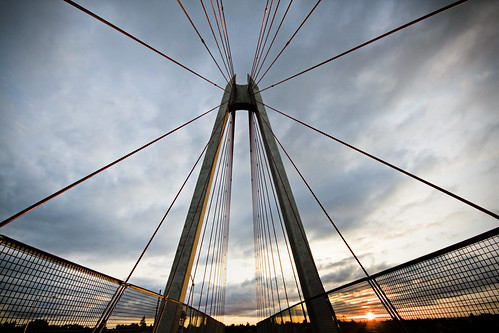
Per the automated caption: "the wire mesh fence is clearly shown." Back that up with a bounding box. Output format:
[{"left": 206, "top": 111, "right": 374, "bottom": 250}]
[
  {"left": 257, "top": 227, "right": 499, "bottom": 333},
  {"left": 2, "top": 227, "right": 499, "bottom": 333},
  {"left": 0, "top": 235, "right": 223, "bottom": 333}
]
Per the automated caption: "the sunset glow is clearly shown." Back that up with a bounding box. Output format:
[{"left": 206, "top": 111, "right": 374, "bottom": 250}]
[{"left": 365, "top": 312, "right": 376, "bottom": 321}]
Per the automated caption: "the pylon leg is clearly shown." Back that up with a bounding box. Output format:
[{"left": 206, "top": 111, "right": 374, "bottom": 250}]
[
  {"left": 155, "top": 78, "right": 234, "bottom": 333},
  {"left": 155, "top": 75, "right": 339, "bottom": 332},
  {"left": 248, "top": 75, "right": 339, "bottom": 333}
]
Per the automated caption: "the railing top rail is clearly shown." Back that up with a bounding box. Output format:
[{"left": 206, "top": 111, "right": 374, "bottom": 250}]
[
  {"left": 324, "top": 226, "right": 499, "bottom": 295},
  {"left": 0, "top": 234, "right": 161, "bottom": 297},
  {"left": 258, "top": 226, "right": 499, "bottom": 323},
  {"left": 368, "top": 226, "right": 498, "bottom": 279}
]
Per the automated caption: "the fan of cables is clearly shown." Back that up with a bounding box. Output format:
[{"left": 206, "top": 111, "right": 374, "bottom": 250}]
[{"left": 249, "top": 111, "right": 305, "bottom": 322}]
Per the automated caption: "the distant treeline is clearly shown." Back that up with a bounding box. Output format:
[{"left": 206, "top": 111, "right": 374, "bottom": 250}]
[
  {"left": 1, "top": 314, "right": 497, "bottom": 332},
  {"left": 338, "top": 314, "right": 498, "bottom": 333},
  {"left": 0, "top": 319, "right": 152, "bottom": 333},
  {"left": 225, "top": 323, "right": 256, "bottom": 333}
]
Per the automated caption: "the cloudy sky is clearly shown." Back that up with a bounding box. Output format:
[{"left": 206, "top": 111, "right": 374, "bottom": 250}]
[{"left": 1, "top": 0, "right": 498, "bottom": 325}]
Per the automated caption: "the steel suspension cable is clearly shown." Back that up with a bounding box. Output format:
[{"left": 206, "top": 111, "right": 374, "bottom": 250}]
[
  {"left": 186, "top": 278, "right": 197, "bottom": 331},
  {"left": 250, "top": 114, "right": 272, "bottom": 318},
  {"left": 256, "top": 0, "right": 322, "bottom": 85},
  {"left": 255, "top": 124, "right": 318, "bottom": 264},
  {"left": 249, "top": 117, "right": 264, "bottom": 319},
  {"left": 216, "top": 112, "right": 233, "bottom": 319},
  {"left": 177, "top": 0, "right": 229, "bottom": 82},
  {"left": 187, "top": 124, "right": 233, "bottom": 309},
  {"left": 255, "top": 143, "right": 281, "bottom": 316},
  {"left": 253, "top": 137, "right": 273, "bottom": 317},
  {"left": 200, "top": 0, "right": 232, "bottom": 79},
  {"left": 251, "top": 0, "right": 278, "bottom": 79},
  {"left": 188, "top": 132, "right": 224, "bottom": 311},
  {"left": 263, "top": 102, "right": 499, "bottom": 221},
  {"left": 210, "top": 0, "right": 233, "bottom": 78},
  {"left": 206, "top": 123, "right": 232, "bottom": 318},
  {"left": 200, "top": 143, "right": 226, "bottom": 312},
  {"left": 218, "top": 1, "right": 235, "bottom": 77},
  {"left": 259, "top": 0, "right": 471, "bottom": 92},
  {"left": 252, "top": 106, "right": 346, "bottom": 329},
  {"left": 252, "top": 112, "right": 303, "bottom": 318},
  {"left": 203, "top": 157, "right": 225, "bottom": 316},
  {"left": 0, "top": 104, "right": 222, "bottom": 228},
  {"left": 186, "top": 209, "right": 208, "bottom": 312},
  {"left": 211, "top": 171, "right": 230, "bottom": 319},
  {"left": 62, "top": 0, "right": 225, "bottom": 91},
  {"left": 256, "top": 0, "right": 281, "bottom": 70},
  {"left": 201, "top": 110, "right": 232, "bottom": 319},
  {"left": 258, "top": 170, "right": 278, "bottom": 317},
  {"left": 259, "top": 153, "right": 289, "bottom": 314},
  {"left": 160, "top": 110, "right": 230, "bottom": 304},
  {"left": 253, "top": 116, "right": 292, "bottom": 315},
  {"left": 251, "top": 0, "right": 271, "bottom": 78},
  {"left": 258, "top": 112, "right": 407, "bottom": 330},
  {"left": 252, "top": 113, "right": 297, "bottom": 312},
  {"left": 196, "top": 113, "right": 232, "bottom": 313},
  {"left": 187, "top": 181, "right": 212, "bottom": 305},
  {"left": 93, "top": 109, "right": 220, "bottom": 332},
  {"left": 153, "top": 112, "right": 231, "bottom": 333},
  {"left": 253, "top": 0, "right": 293, "bottom": 81},
  {"left": 207, "top": 145, "right": 227, "bottom": 317},
  {"left": 218, "top": 112, "right": 234, "bottom": 319},
  {"left": 254, "top": 112, "right": 304, "bottom": 308},
  {"left": 252, "top": 111, "right": 318, "bottom": 317}
]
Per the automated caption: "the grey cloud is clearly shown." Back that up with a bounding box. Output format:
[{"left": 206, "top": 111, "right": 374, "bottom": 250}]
[{"left": 1, "top": 0, "right": 498, "bottom": 324}]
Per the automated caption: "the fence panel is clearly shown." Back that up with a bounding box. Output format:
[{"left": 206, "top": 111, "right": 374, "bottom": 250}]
[
  {"left": 0, "top": 235, "right": 223, "bottom": 333},
  {"left": 258, "top": 227, "right": 499, "bottom": 333}
]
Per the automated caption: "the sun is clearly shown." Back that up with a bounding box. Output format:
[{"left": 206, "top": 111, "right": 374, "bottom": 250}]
[{"left": 365, "top": 312, "right": 376, "bottom": 321}]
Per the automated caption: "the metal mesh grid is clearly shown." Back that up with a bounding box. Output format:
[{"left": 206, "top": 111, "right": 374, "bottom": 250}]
[
  {"left": 2, "top": 225, "right": 498, "bottom": 333},
  {"left": 0, "top": 236, "right": 160, "bottom": 331},
  {"left": 374, "top": 229, "right": 499, "bottom": 319},
  {"left": 0, "top": 235, "right": 227, "bottom": 332},
  {"left": 328, "top": 280, "right": 391, "bottom": 322},
  {"left": 0, "top": 235, "right": 119, "bottom": 329},
  {"left": 258, "top": 227, "right": 499, "bottom": 332},
  {"left": 288, "top": 303, "right": 308, "bottom": 324},
  {"left": 179, "top": 300, "right": 225, "bottom": 333},
  {"left": 107, "top": 285, "right": 163, "bottom": 329}
]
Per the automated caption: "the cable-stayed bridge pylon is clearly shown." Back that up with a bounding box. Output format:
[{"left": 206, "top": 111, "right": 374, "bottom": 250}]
[{"left": 155, "top": 75, "right": 339, "bottom": 333}]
